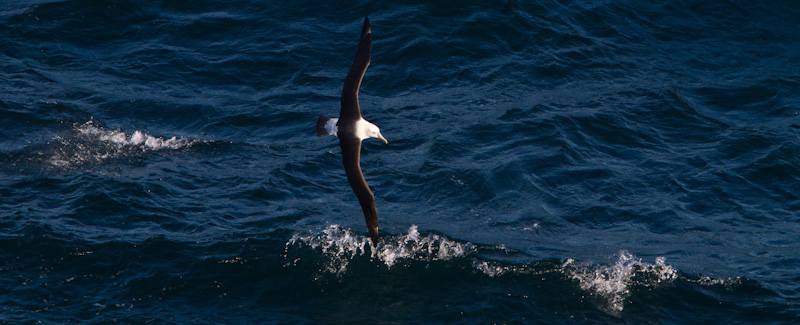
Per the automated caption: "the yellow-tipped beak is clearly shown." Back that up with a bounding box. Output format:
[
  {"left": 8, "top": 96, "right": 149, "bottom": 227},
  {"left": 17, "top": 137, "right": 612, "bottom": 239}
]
[{"left": 377, "top": 133, "right": 388, "bottom": 144}]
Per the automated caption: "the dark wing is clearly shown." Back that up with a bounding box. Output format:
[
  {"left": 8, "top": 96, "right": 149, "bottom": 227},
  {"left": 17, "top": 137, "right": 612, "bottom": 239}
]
[
  {"left": 340, "top": 17, "right": 372, "bottom": 120},
  {"left": 339, "top": 136, "right": 379, "bottom": 246}
]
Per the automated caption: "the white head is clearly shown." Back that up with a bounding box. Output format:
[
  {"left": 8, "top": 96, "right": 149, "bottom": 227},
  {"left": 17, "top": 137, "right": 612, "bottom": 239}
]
[{"left": 355, "top": 119, "right": 388, "bottom": 144}]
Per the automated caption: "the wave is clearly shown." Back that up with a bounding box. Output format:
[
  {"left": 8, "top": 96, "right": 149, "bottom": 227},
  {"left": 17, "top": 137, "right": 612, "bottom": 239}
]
[
  {"left": 47, "top": 120, "right": 205, "bottom": 169},
  {"left": 286, "top": 225, "right": 743, "bottom": 313},
  {"left": 561, "top": 252, "right": 678, "bottom": 312},
  {"left": 75, "top": 120, "right": 194, "bottom": 150},
  {"left": 287, "top": 225, "right": 472, "bottom": 274}
]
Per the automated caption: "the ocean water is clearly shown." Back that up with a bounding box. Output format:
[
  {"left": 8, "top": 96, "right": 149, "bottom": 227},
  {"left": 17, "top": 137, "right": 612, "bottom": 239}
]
[{"left": 1, "top": 0, "right": 799, "bottom": 323}]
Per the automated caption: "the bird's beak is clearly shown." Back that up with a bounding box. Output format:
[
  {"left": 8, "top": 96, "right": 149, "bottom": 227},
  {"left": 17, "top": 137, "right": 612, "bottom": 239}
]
[{"left": 377, "top": 133, "right": 388, "bottom": 144}]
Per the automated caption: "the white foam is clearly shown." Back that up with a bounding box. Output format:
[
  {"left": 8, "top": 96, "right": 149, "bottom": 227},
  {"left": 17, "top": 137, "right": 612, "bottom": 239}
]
[
  {"left": 48, "top": 121, "right": 201, "bottom": 168},
  {"left": 75, "top": 121, "right": 193, "bottom": 150},
  {"left": 376, "top": 225, "right": 472, "bottom": 267},
  {"left": 287, "top": 228, "right": 742, "bottom": 313},
  {"left": 473, "top": 260, "right": 514, "bottom": 277},
  {"left": 562, "top": 250, "right": 678, "bottom": 312},
  {"left": 287, "top": 224, "right": 473, "bottom": 275}
]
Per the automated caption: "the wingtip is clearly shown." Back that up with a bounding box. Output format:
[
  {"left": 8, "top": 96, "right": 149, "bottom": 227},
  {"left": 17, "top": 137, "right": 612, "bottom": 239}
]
[
  {"left": 362, "top": 16, "right": 370, "bottom": 34},
  {"left": 368, "top": 226, "right": 379, "bottom": 247}
]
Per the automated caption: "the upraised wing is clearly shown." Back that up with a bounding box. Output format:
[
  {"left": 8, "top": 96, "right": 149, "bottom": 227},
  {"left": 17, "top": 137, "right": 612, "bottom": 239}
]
[{"left": 340, "top": 17, "right": 372, "bottom": 121}]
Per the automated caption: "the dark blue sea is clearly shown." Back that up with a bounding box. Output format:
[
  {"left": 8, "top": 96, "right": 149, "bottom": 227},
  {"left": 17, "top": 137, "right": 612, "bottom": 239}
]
[{"left": 1, "top": 0, "right": 799, "bottom": 323}]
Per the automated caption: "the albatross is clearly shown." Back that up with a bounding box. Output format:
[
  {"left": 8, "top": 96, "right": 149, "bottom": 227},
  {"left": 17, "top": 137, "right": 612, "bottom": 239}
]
[{"left": 316, "top": 17, "right": 387, "bottom": 246}]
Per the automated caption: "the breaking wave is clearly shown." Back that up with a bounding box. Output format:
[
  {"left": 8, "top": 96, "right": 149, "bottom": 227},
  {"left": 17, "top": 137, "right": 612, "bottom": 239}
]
[
  {"left": 286, "top": 225, "right": 742, "bottom": 313},
  {"left": 287, "top": 225, "right": 473, "bottom": 274},
  {"left": 561, "top": 251, "right": 679, "bottom": 312},
  {"left": 48, "top": 120, "right": 204, "bottom": 168}
]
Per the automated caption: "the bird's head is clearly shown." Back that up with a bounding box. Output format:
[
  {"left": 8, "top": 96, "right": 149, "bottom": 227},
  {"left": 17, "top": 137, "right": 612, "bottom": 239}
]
[
  {"left": 357, "top": 119, "right": 388, "bottom": 144},
  {"left": 367, "top": 123, "right": 387, "bottom": 144}
]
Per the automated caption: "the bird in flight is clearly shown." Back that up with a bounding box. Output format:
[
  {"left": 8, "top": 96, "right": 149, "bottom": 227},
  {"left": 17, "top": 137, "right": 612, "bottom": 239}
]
[{"left": 316, "top": 17, "right": 387, "bottom": 247}]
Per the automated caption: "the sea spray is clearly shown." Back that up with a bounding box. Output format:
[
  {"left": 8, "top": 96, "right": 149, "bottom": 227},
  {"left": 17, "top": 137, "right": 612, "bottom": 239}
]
[
  {"left": 286, "top": 225, "right": 473, "bottom": 275},
  {"left": 49, "top": 121, "right": 203, "bottom": 168},
  {"left": 562, "top": 250, "right": 679, "bottom": 312},
  {"left": 287, "top": 228, "right": 744, "bottom": 314}
]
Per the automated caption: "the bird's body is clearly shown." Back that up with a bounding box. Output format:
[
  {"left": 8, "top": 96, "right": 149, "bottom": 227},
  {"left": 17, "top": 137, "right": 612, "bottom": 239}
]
[{"left": 316, "top": 17, "right": 386, "bottom": 246}]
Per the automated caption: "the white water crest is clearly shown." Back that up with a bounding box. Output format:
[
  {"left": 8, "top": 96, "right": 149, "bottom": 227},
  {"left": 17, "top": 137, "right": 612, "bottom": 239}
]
[
  {"left": 74, "top": 120, "right": 197, "bottom": 150},
  {"left": 286, "top": 225, "right": 474, "bottom": 275},
  {"left": 562, "top": 250, "right": 679, "bottom": 312},
  {"left": 48, "top": 120, "right": 202, "bottom": 167},
  {"left": 287, "top": 228, "right": 744, "bottom": 314}
]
